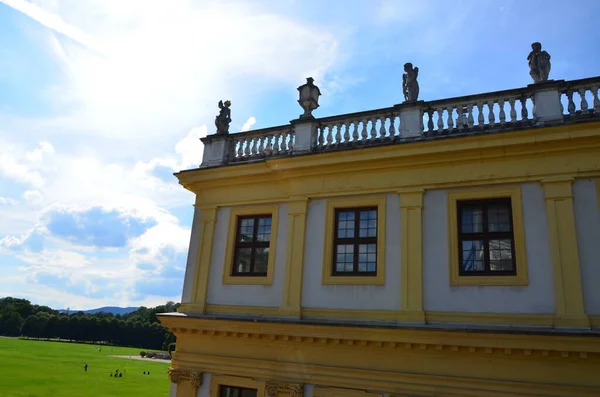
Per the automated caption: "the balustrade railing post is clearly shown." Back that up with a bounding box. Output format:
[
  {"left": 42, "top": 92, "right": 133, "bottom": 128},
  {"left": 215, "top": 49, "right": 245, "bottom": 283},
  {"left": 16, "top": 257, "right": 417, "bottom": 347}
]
[
  {"left": 396, "top": 100, "right": 425, "bottom": 138},
  {"left": 200, "top": 135, "right": 231, "bottom": 168},
  {"left": 291, "top": 118, "right": 316, "bottom": 153},
  {"left": 530, "top": 80, "right": 565, "bottom": 124}
]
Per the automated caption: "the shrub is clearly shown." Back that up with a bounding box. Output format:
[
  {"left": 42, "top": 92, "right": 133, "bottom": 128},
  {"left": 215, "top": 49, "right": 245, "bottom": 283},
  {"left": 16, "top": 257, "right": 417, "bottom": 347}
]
[
  {"left": 140, "top": 351, "right": 146, "bottom": 357},
  {"left": 168, "top": 342, "right": 176, "bottom": 354}
]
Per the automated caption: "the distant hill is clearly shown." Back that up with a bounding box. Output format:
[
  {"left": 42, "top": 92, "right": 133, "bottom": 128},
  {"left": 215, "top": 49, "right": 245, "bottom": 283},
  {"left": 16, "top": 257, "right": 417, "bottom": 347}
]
[{"left": 58, "top": 306, "right": 138, "bottom": 315}]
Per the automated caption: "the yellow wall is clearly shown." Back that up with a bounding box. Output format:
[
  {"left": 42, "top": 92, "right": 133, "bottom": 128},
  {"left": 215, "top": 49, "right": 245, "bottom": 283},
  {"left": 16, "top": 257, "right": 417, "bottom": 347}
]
[
  {"left": 165, "top": 122, "right": 600, "bottom": 397},
  {"left": 177, "top": 121, "right": 600, "bottom": 327}
]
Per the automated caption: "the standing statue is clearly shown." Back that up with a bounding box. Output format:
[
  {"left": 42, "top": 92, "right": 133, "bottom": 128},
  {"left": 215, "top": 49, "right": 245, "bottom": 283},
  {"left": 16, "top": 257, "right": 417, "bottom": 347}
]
[
  {"left": 527, "top": 42, "right": 551, "bottom": 83},
  {"left": 402, "top": 63, "right": 419, "bottom": 102},
  {"left": 215, "top": 100, "right": 232, "bottom": 134}
]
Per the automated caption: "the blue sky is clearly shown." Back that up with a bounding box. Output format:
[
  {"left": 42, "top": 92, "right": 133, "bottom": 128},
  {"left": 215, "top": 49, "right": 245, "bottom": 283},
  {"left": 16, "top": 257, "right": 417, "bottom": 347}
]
[{"left": 1, "top": 0, "right": 599, "bottom": 310}]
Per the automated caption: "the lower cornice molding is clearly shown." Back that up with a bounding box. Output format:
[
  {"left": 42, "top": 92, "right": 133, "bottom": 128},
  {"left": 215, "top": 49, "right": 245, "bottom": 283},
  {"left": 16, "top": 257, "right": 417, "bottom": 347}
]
[
  {"left": 160, "top": 314, "right": 600, "bottom": 360},
  {"left": 553, "top": 314, "right": 592, "bottom": 328},
  {"left": 177, "top": 303, "right": 600, "bottom": 329},
  {"left": 172, "top": 352, "right": 600, "bottom": 397}
]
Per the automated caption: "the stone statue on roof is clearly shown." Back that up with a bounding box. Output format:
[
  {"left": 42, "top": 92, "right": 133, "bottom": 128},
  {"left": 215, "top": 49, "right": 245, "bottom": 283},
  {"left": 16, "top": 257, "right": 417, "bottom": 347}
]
[
  {"left": 402, "top": 63, "right": 419, "bottom": 102},
  {"left": 527, "top": 42, "right": 551, "bottom": 83},
  {"left": 215, "top": 100, "right": 232, "bottom": 135}
]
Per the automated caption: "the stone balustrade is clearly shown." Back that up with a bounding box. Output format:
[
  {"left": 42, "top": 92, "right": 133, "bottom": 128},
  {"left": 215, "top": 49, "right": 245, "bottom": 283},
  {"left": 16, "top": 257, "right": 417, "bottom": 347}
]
[
  {"left": 199, "top": 77, "right": 600, "bottom": 168},
  {"left": 560, "top": 77, "right": 600, "bottom": 117},
  {"left": 228, "top": 125, "right": 295, "bottom": 162},
  {"left": 315, "top": 107, "right": 397, "bottom": 148},
  {"left": 423, "top": 88, "right": 535, "bottom": 135}
]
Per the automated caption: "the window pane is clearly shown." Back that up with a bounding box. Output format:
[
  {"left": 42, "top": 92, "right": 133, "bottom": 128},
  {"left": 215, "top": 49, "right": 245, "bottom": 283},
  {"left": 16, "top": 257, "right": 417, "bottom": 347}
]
[
  {"left": 461, "top": 240, "right": 485, "bottom": 271},
  {"left": 337, "top": 211, "right": 355, "bottom": 238},
  {"left": 234, "top": 248, "right": 252, "bottom": 273},
  {"left": 335, "top": 244, "right": 354, "bottom": 272},
  {"left": 358, "top": 210, "right": 377, "bottom": 238},
  {"left": 358, "top": 244, "right": 376, "bottom": 272},
  {"left": 241, "top": 390, "right": 258, "bottom": 397},
  {"left": 253, "top": 247, "right": 269, "bottom": 274},
  {"left": 461, "top": 205, "right": 483, "bottom": 233},
  {"left": 238, "top": 218, "right": 255, "bottom": 242},
  {"left": 489, "top": 239, "right": 514, "bottom": 271},
  {"left": 256, "top": 217, "right": 272, "bottom": 242},
  {"left": 219, "top": 386, "right": 258, "bottom": 397},
  {"left": 488, "top": 204, "right": 511, "bottom": 232}
]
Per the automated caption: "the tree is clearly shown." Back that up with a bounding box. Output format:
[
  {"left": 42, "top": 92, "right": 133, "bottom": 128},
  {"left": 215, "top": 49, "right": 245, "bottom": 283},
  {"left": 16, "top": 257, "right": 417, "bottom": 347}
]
[
  {"left": 56, "top": 315, "right": 70, "bottom": 340},
  {"left": 21, "top": 315, "right": 43, "bottom": 338},
  {"left": 0, "top": 311, "right": 24, "bottom": 336},
  {"left": 45, "top": 315, "right": 59, "bottom": 339},
  {"left": 32, "top": 305, "right": 58, "bottom": 316},
  {"left": 0, "top": 296, "right": 177, "bottom": 350},
  {"left": 0, "top": 297, "right": 33, "bottom": 320}
]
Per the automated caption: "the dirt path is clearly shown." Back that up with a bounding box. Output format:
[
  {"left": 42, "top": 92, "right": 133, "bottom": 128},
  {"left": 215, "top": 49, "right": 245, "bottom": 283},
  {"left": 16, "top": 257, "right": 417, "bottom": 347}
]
[{"left": 109, "top": 355, "right": 171, "bottom": 364}]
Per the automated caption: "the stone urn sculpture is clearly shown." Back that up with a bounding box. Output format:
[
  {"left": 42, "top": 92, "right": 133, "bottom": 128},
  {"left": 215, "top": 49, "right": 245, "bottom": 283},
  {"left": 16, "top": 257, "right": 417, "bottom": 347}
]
[{"left": 297, "top": 77, "right": 321, "bottom": 119}]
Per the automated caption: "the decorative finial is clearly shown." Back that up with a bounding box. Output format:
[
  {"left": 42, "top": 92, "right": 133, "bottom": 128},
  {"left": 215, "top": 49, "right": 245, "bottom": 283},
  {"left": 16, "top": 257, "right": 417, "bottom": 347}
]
[
  {"left": 527, "top": 42, "right": 551, "bottom": 83},
  {"left": 297, "top": 77, "right": 321, "bottom": 119},
  {"left": 215, "top": 100, "right": 231, "bottom": 135},
  {"left": 402, "top": 63, "right": 419, "bottom": 102}
]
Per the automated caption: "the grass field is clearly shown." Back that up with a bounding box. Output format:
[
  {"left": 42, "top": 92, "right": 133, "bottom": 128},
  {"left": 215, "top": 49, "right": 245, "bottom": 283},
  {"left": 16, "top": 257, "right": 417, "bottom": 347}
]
[{"left": 0, "top": 337, "right": 171, "bottom": 397}]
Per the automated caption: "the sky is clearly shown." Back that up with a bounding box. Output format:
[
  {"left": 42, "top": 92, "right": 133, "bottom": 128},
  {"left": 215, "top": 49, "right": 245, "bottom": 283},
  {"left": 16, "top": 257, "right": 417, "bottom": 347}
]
[{"left": 1, "top": 0, "right": 599, "bottom": 310}]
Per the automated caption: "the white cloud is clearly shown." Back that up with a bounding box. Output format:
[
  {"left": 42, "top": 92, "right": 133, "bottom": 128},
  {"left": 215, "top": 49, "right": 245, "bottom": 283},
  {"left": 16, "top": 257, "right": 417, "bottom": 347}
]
[
  {"left": 174, "top": 126, "right": 207, "bottom": 169},
  {"left": 0, "top": 141, "right": 51, "bottom": 187},
  {"left": 23, "top": 190, "right": 44, "bottom": 204},
  {"left": 1, "top": 200, "right": 191, "bottom": 308},
  {"left": 26, "top": 141, "right": 54, "bottom": 163},
  {"left": 24, "top": 0, "right": 339, "bottom": 146},
  {"left": 0, "top": 0, "right": 340, "bottom": 308},
  {"left": 0, "top": 0, "right": 104, "bottom": 54},
  {"left": 241, "top": 117, "right": 257, "bottom": 132},
  {"left": 0, "top": 197, "right": 19, "bottom": 205}
]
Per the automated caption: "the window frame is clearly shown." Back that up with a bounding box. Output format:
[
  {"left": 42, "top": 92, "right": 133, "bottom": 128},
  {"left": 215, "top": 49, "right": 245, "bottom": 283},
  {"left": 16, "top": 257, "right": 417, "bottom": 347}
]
[
  {"left": 322, "top": 196, "right": 386, "bottom": 285},
  {"left": 457, "top": 198, "right": 517, "bottom": 276},
  {"left": 223, "top": 205, "right": 279, "bottom": 285},
  {"left": 332, "top": 207, "right": 379, "bottom": 276},
  {"left": 231, "top": 214, "right": 273, "bottom": 277},
  {"left": 447, "top": 186, "right": 528, "bottom": 286},
  {"left": 218, "top": 385, "right": 258, "bottom": 397},
  {"left": 210, "top": 375, "right": 265, "bottom": 397}
]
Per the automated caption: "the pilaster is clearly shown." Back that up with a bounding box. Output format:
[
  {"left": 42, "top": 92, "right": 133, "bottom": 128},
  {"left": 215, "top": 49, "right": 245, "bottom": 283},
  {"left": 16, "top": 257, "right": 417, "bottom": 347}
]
[
  {"left": 168, "top": 368, "right": 203, "bottom": 397},
  {"left": 191, "top": 206, "right": 218, "bottom": 314},
  {"left": 266, "top": 382, "right": 304, "bottom": 397},
  {"left": 398, "top": 189, "right": 425, "bottom": 322},
  {"left": 542, "top": 178, "right": 589, "bottom": 328},
  {"left": 280, "top": 199, "right": 310, "bottom": 317}
]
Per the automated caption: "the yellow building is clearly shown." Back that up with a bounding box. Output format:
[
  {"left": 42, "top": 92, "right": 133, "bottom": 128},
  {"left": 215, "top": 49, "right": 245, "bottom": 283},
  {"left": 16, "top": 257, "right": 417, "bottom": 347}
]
[{"left": 159, "top": 75, "right": 600, "bottom": 397}]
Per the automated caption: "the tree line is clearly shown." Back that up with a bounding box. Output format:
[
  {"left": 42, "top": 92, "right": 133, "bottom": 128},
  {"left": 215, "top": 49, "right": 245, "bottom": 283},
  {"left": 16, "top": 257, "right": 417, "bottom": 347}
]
[{"left": 0, "top": 297, "right": 177, "bottom": 351}]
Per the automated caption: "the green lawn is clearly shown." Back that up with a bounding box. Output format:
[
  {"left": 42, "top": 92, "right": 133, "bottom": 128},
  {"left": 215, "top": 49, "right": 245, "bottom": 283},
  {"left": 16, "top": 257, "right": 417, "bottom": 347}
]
[{"left": 0, "top": 338, "right": 171, "bottom": 397}]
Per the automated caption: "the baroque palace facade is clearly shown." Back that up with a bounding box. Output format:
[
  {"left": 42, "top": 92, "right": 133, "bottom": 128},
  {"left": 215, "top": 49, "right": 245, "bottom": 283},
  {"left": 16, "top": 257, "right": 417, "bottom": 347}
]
[{"left": 159, "top": 52, "right": 600, "bottom": 396}]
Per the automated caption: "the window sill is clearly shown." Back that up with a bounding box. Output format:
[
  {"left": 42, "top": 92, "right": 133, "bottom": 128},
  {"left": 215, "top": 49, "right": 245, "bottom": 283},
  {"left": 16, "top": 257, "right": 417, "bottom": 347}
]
[
  {"left": 222, "top": 274, "right": 273, "bottom": 285},
  {"left": 449, "top": 273, "right": 528, "bottom": 286},
  {"left": 322, "top": 274, "right": 385, "bottom": 286}
]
